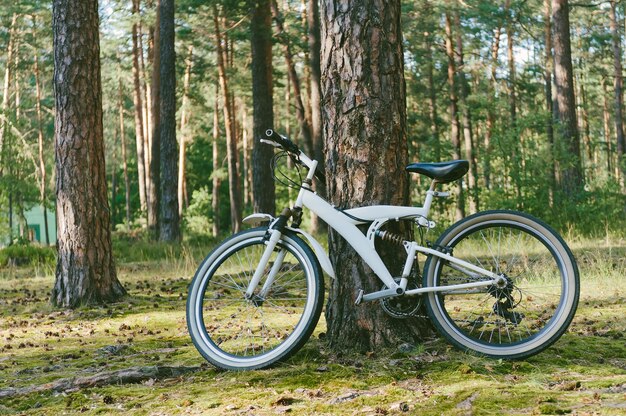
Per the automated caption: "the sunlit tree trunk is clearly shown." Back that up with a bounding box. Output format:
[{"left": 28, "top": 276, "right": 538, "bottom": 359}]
[
  {"left": 214, "top": 5, "right": 242, "bottom": 233},
  {"left": 544, "top": 0, "right": 556, "bottom": 206},
  {"left": 603, "top": 79, "right": 613, "bottom": 177},
  {"left": 212, "top": 84, "right": 221, "bottom": 237},
  {"left": 0, "top": 13, "right": 18, "bottom": 172},
  {"left": 132, "top": 0, "right": 148, "bottom": 215},
  {"left": 118, "top": 72, "right": 131, "bottom": 229},
  {"left": 33, "top": 34, "right": 50, "bottom": 245},
  {"left": 178, "top": 45, "right": 193, "bottom": 217},
  {"left": 485, "top": 24, "right": 501, "bottom": 190},
  {"left": 610, "top": 0, "right": 626, "bottom": 188},
  {"left": 453, "top": 7, "right": 478, "bottom": 213},
  {"left": 51, "top": 0, "right": 125, "bottom": 307},
  {"left": 321, "top": 0, "right": 430, "bottom": 352},
  {"left": 444, "top": 11, "right": 464, "bottom": 221},
  {"left": 271, "top": 0, "right": 313, "bottom": 155}
]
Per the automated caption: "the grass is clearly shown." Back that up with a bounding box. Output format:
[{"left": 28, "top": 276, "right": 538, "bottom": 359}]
[{"left": 0, "top": 237, "right": 625, "bottom": 415}]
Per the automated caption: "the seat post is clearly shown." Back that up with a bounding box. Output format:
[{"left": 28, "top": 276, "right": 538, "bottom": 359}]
[{"left": 422, "top": 180, "right": 438, "bottom": 216}]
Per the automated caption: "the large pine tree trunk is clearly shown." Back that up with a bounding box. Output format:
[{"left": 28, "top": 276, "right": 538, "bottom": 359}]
[
  {"left": 251, "top": 0, "right": 276, "bottom": 216},
  {"left": 51, "top": 0, "right": 126, "bottom": 307},
  {"left": 552, "top": 0, "right": 583, "bottom": 197},
  {"left": 321, "top": 0, "right": 429, "bottom": 352},
  {"left": 158, "top": 0, "right": 180, "bottom": 242}
]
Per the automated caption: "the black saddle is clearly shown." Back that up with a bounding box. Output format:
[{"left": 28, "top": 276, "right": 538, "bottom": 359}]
[{"left": 406, "top": 160, "right": 469, "bottom": 183}]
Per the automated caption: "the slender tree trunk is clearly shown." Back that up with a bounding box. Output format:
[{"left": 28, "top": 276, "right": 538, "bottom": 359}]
[
  {"left": 251, "top": 0, "right": 276, "bottom": 216},
  {"left": 158, "top": 0, "right": 180, "bottom": 242},
  {"left": 321, "top": 0, "right": 430, "bottom": 352},
  {"left": 552, "top": 0, "right": 583, "bottom": 197},
  {"left": 212, "top": 84, "right": 221, "bottom": 237},
  {"left": 610, "top": 0, "right": 626, "bottom": 188},
  {"left": 453, "top": 8, "right": 478, "bottom": 213},
  {"left": 214, "top": 6, "right": 242, "bottom": 233},
  {"left": 307, "top": 0, "right": 324, "bottom": 233},
  {"left": 148, "top": 0, "right": 161, "bottom": 236},
  {"left": 178, "top": 45, "right": 193, "bottom": 217},
  {"left": 485, "top": 24, "right": 501, "bottom": 190},
  {"left": 132, "top": 0, "right": 148, "bottom": 215},
  {"left": 33, "top": 27, "right": 50, "bottom": 246},
  {"left": 444, "top": 12, "right": 464, "bottom": 221},
  {"left": 424, "top": 7, "right": 440, "bottom": 162},
  {"left": 241, "top": 105, "right": 251, "bottom": 206},
  {"left": 118, "top": 73, "right": 132, "bottom": 229},
  {"left": 51, "top": 0, "right": 125, "bottom": 307},
  {"left": 544, "top": 0, "right": 556, "bottom": 206},
  {"left": 603, "top": 79, "right": 613, "bottom": 177},
  {"left": 0, "top": 13, "right": 18, "bottom": 171},
  {"left": 270, "top": 0, "right": 313, "bottom": 155}
]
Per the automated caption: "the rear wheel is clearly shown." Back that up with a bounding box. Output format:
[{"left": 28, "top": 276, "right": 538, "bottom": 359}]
[
  {"left": 186, "top": 227, "right": 324, "bottom": 370},
  {"left": 424, "top": 211, "right": 579, "bottom": 359}
]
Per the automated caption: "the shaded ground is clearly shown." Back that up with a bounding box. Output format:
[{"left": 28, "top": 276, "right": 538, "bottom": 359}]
[{"left": 0, "top": 240, "right": 625, "bottom": 415}]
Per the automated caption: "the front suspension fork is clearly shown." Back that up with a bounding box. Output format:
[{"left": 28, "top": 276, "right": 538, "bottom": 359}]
[{"left": 244, "top": 208, "right": 292, "bottom": 300}]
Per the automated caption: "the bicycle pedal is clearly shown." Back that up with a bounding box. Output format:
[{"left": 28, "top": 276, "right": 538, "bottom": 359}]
[{"left": 355, "top": 290, "right": 364, "bottom": 305}]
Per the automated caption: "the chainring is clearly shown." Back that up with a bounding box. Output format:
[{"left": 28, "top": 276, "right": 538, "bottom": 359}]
[{"left": 380, "top": 278, "right": 423, "bottom": 319}]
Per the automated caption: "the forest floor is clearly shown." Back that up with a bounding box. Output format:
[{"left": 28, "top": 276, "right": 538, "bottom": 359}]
[{"left": 0, "top": 237, "right": 625, "bottom": 415}]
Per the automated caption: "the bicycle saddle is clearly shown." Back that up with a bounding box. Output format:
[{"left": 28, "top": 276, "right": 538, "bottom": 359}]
[{"left": 405, "top": 160, "right": 469, "bottom": 183}]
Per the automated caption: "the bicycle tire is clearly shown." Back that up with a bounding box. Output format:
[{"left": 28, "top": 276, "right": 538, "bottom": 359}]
[
  {"left": 423, "top": 210, "right": 579, "bottom": 359},
  {"left": 186, "top": 227, "right": 324, "bottom": 370}
]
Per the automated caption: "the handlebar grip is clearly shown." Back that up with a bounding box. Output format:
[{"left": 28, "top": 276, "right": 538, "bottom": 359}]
[{"left": 264, "top": 129, "right": 300, "bottom": 154}]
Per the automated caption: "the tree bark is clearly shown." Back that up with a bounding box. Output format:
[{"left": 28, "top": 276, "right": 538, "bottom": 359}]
[
  {"left": 158, "top": 0, "right": 180, "bottom": 242},
  {"left": 321, "top": 0, "right": 429, "bottom": 352},
  {"left": 444, "top": 11, "right": 465, "bottom": 221},
  {"left": 485, "top": 24, "right": 501, "bottom": 190},
  {"left": 251, "top": 0, "right": 276, "bottom": 216},
  {"left": 214, "top": 6, "right": 242, "bottom": 233},
  {"left": 33, "top": 23, "right": 50, "bottom": 246},
  {"left": 132, "top": 0, "right": 148, "bottom": 215},
  {"left": 51, "top": 0, "right": 125, "bottom": 307},
  {"left": 271, "top": 0, "right": 313, "bottom": 155},
  {"left": 552, "top": 0, "right": 583, "bottom": 197},
  {"left": 178, "top": 45, "right": 192, "bottom": 217},
  {"left": 0, "top": 13, "right": 18, "bottom": 172},
  {"left": 118, "top": 72, "right": 132, "bottom": 229},
  {"left": 453, "top": 7, "right": 478, "bottom": 214},
  {"left": 544, "top": 0, "right": 556, "bottom": 206},
  {"left": 212, "top": 84, "right": 221, "bottom": 236},
  {"left": 610, "top": 0, "right": 626, "bottom": 187},
  {"left": 148, "top": 0, "right": 161, "bottom": 236}
]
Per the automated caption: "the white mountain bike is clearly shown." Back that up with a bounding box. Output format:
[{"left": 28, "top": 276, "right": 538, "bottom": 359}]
[{"left": 187, "top": 130, "right": 579, "bottom": 370}]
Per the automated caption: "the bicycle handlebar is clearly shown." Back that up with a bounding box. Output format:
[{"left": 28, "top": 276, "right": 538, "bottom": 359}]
[
  {"left": 262, "top": 128, "right": 326, "bottom": 185},
  {"left": 264, "top": 129, "right": 300, "bottom": 154}
]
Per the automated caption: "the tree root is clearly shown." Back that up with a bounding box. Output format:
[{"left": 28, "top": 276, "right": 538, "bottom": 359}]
[{"left": 0, "top": 365, "right": 203, "bottom": 399}]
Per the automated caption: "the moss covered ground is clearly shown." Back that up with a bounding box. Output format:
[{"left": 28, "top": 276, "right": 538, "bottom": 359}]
[{"left": 0, "top": 238, "right": 624, "bottom": 415}]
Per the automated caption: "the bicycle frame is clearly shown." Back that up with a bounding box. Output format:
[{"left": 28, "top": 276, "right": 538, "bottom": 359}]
[{"left": 244, "top": 148, "right": 503, "bottom": 304}]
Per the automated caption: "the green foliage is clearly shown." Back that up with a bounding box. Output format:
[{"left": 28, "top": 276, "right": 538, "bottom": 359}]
[
  {"left": 0, "top": 242, "right": 56, "bottom": 268},
  {"left": 183, "top": 186, "right": 213, "bottom": 236}
]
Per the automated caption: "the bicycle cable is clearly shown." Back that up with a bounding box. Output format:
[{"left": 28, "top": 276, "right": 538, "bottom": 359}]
[{"left": 271, "top": 151, "right": 304, "bottom": 190}]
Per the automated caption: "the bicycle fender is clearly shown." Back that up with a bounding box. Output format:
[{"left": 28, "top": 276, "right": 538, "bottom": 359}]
[
  {"left": 288, "top": 227, "right": 335, "bottom": 279},
  {"left": 242, "top": 213, "right": 274, "bottom": 225}
]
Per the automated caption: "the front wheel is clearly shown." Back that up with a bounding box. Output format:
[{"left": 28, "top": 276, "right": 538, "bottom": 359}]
[
  {"left": 186, "top": 227, "right": 324, "bottom": 370},
  {"left": 424, "top": 210, "right": 579, "bottom": 359}
]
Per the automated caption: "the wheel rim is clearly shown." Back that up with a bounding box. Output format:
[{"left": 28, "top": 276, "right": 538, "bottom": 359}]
[
  {"left": 431, "top": 219, "right": 571, "bottom": 352},
  {"left": 193, "top": 237, "right": 315, "bottom": 364}
]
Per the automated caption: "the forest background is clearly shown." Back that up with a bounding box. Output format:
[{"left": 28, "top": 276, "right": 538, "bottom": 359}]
[{"left": 0, "top": 0, "right": 625, "bottom": 246}]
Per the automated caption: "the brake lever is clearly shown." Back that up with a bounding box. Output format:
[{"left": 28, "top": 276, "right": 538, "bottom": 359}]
[{"left": 260, "top": 139, "right": 281, "bottom": 147}]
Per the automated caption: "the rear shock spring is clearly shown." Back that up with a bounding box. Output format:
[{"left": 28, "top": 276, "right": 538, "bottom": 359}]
[{"left": 375, "top": 230, "right": 407, "bottom": 246}]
